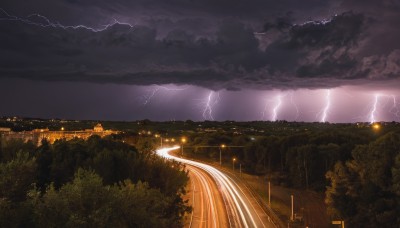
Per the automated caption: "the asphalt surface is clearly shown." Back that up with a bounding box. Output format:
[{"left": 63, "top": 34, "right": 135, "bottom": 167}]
[
  {"left": 157, "top": 147, "right": 277, "bottom": 228},
  {"left": 186, "top": 164, "right": 229, "bottom": 227}
]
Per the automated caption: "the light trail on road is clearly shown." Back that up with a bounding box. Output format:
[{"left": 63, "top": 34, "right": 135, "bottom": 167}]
[
  {"left": 186, "top": 165, "right": 226, "bottom": 227},
  {"left": 157, "top": 147, "right": 275, "bottom": 228}
]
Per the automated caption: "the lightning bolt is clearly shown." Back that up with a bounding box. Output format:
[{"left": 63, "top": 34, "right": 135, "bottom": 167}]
[
  {"left": 352, "top": 93, "right": 400, "bottom": 123},
  {"left": 320, "top": 90, "right": 331, "bottom": 122},
  {"left": 262, "top": 94, "right": 282, "bottom": 121},
  {"left": 143, "top": 87, "right": 161, "bottom": 105},
  {"left": 389, "top": 95, "right": 400, "bottom": 119},
  {"left": 142, "top": 85, "right": 186, "bottom": 105},
  {"left": 261, "top": 98, "right": 269, "bottom": 120},
  {"left": 271, "top": 95, "right": 282, "bottom": 121},
  {"left": 367, "top": 94, "right": 400, "bottom": 123},
  {"left": 202, "top": 91, "right": 220, "bottom": 120},
  {"left": 262, "top": 91, "right": 300, "bottom": 121},
  {"left": 0, "top": 8, "right": 135, "bottom": 32},
  {"left": 369, "top": 94, "right": 380, "bottom": 123}
]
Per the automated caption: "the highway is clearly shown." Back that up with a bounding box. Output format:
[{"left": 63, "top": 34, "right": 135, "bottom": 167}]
[
  {"left": 186, "top": 164, "right": 230, "bottom": 227},
  {"left": 157, "top": 147, "right": 276, "bottom": 228}
]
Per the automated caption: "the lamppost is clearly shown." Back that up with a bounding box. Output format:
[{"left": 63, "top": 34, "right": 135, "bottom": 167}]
[
  {"left": 232, "top": 158, "right": 236, "bottom": 171},
  {"left": 181, "top": 137, "right": 187, "bottom": 156},
  {"left": 61, "top": 127, "right": 65, "bottom": 139},
  {"left": 219, "top": 144, "right": 226, "bottom": 166},
  {"left": 154, "top": 134, "right": 162, "bottom": 148}
]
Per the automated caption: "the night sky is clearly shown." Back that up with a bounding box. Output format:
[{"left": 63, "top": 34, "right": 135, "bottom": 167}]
[{"left": 1, "top": 0, "right": 400, "bottom": 122}]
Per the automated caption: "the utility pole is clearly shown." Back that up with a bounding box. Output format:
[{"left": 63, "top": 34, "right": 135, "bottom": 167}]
[
  {"left": 291, "top": 195, "right": 294, "bottom": 221},
  {"left": 181, "top": 137, "right": 186, "bottom": 157},
  {"left": 219, "top": 148, "right": 222, "bottom": 166},
  {"left": 268, "top": 181, "right": 271, "bottom": 206}
]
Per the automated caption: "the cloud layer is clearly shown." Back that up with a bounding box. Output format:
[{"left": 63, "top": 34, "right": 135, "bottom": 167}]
[{"left": 0, "top": 0, "right": 400, "bottom": 90}]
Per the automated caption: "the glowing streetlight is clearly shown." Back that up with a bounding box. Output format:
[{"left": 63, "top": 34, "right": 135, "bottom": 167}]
[
  {"left": 181, "top": 137, "right": 187, "bottom": 156},
  {"left": 154, "top": 134, "right": 162, "bottom": 147},
  {"left": 61, "top": 127, "right": 64, "bottom": 131},
  {"left": 232, "top": 158, "right": 236, "bottom": 171},
  {"left": 219, "top": 144, "right": 226, "bottom": 166},
  {"left": 372, "top": 123, "right": 380, "bottom": 130}
]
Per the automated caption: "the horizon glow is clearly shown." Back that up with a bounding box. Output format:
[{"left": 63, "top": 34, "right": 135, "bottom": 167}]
[{"left": 2, "top": 79, "right": 400, "bottom": 123}]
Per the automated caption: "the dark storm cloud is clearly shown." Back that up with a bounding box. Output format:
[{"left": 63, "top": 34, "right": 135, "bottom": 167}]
[
  {"left": 1, "top": 0, "right": 333, "bottom": 24},
  {"left": 0, "top": 0, "right": 335, "bottom": 40},
  {"left": 0, "top": 17, "right": 265, "bottom": 89},
  {"left": 0, "top": 0, "right": 400, "bottom": 90}
]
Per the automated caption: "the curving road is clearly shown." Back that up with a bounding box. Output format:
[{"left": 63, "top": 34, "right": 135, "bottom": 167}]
[
  {"left": 157, "top": 147, "right": 276, "bottom": 228},
  {"left": 186, "top": 164, "right": 229, "bottom": 227}
]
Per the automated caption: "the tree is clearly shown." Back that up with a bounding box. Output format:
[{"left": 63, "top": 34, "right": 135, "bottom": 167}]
[
  {"left": 0, "top": 152, "right": 37, "bottom": 202},
  {"left": 30, "top": 169, "right": 117, "bottom": 227},
  {"left": 326, "top": 132, "right": 400, "bottom": 227},
  {"left": 35, "top": 139, "right": 53, "bottom": 190},
  {"left": 0, "top": 139, "right": 35, "bottom": 162},
  {"left": 30, "top": 169, "right": 185, "bottom": 228},
  {"left": 318, "top": 143, "right": 340, "bottom": 172},
  {"left": 0, "top": 134, "right": 189, "bottom": 227},
  {"left": 325, "top": 161, "right": 358, "bottom": 220}
]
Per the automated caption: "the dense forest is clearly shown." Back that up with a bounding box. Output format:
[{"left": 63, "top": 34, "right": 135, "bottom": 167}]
[
  {"left": 0, "top": 135, "right": 190, "bottom": 227},
  {"left": 182, "top": 123, "right": 400, "bottom": 227},
  {"left": 2, "top": 118, "right": 400, "bottom": 227}
]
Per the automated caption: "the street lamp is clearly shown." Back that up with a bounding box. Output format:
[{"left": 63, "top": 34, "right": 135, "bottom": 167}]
[
  {"left": 219, "top": 144, "right": 226, "bottom": 166},
  {"left": 232, "top": 158, "right": 236, "bottom": 171},
  {"left": 155, "top": 134, "right": 162, "bottom": 148},
  {"left": 181, "top": 137, "right": 187, "bottom": 156}
]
